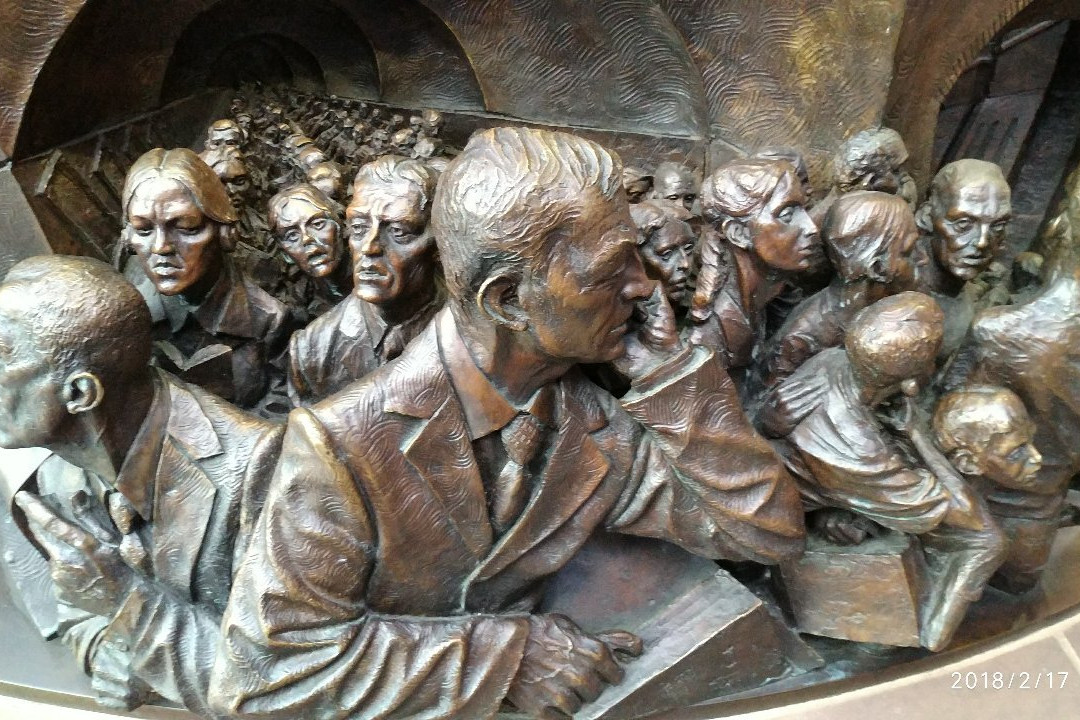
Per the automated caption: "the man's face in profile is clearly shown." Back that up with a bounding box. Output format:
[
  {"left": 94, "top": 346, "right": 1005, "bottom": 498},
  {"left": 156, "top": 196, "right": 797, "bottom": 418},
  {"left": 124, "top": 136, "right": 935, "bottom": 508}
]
[
  {"left": 930, "top": 179, "right": 1011, "bottom": 281},
  {"left": 347, "top": 181, "right": 435, "bottom": 307},
  {"left": 517, "top": 193, "right": 652, "bottom": 364}
]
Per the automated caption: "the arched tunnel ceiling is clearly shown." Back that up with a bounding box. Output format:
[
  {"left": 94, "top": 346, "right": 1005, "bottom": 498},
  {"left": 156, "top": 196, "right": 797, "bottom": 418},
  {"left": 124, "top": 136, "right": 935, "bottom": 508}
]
[{"left": 4, "top": 0, "right": 909, "bottom": 174}]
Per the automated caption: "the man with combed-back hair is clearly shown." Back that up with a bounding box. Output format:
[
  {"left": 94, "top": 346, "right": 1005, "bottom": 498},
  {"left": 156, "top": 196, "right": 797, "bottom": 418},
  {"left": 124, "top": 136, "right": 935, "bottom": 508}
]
[
  {"left": 212, "top": 126, "right": 803, "bottom": 720},
  {"left": 758, "top": 292, "right": 1004, "bottom": 651},
  {"left": 0, "top": 255, "right": 283, "bottom": 717},
  {"left": 286, "top": 155, "right": 445, "bottom": 406}
]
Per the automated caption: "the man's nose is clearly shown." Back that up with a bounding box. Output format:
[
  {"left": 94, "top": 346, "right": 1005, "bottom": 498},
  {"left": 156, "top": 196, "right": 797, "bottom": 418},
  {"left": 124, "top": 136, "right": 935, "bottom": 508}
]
[
  {"left": 354, "top": 224, "right": 382, "bottom": 256},
  {"left": 621, "top": 253, "right": 654, "bottom": 302},
  {"left": 676, "top": 249, "right": 692, "bottom": 272},
  {"left": 1029, "top": 445, "right": 1043, "bottom": 468},
  {"left": 974, "top": 224, "right": 992, "bottom": 250}
]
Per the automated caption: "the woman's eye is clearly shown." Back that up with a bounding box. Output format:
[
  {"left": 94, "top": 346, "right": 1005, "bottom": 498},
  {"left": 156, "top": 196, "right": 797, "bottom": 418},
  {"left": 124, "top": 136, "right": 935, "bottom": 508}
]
[
  {"left": 952, "top": 219, "right": 974, "bottom": 233},
  {"left": 311, "top": 219, "right": 327, "bottom": 230},
  {"left": 778, "top": 207, "right": 794, "bottom": 223},
  {"left": 178, "top": 225, "right": 204, "bottom": 236},
  {"left": 134, "top": 226, "right": 153, "bottom": 237}
]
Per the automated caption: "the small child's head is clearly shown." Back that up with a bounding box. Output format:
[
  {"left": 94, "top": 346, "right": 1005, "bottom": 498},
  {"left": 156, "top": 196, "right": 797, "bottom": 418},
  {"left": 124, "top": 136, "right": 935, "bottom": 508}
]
[
  {"left": 845, "top": 291, "right": 944, "bottom": 403},
  {"left": 933, "top": 385, "right": 1042, "bottom": 489}
]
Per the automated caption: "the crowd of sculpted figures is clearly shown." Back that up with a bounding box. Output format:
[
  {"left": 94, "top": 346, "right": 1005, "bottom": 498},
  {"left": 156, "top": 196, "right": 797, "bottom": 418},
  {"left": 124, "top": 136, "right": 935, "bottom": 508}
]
[{"left": 0, "top": 86, "right": 1076, "bottom": 720}]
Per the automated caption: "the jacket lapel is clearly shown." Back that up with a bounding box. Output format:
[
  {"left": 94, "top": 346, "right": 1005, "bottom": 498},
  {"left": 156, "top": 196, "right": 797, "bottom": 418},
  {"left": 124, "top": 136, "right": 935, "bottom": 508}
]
[
  {"left": 150, "top": 379, "right": 221, "bottom": 591},
  {"left": 384, "top": 327, "right": 493, "bottom": 564},
  {"left": 466, "top": 384, "right": 610, "bottom": 588}
]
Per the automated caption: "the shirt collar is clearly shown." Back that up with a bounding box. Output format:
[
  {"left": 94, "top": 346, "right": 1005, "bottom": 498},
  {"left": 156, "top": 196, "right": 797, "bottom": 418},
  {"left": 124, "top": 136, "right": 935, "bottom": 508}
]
[
  {"left": 113, "top": 371, "right": 170, "bottom": 521},
  {"left": 438, "top": 309, "right": 555, "bottom": 440}
]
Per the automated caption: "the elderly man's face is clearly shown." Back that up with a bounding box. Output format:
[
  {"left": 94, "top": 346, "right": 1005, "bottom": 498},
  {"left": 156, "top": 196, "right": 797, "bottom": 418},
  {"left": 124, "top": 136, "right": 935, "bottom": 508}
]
[
  {"left": 127, "top": 178, "right": 224, "bottom": 296},
  {"left": 639, "top": 219, "right": 695, "bottom": 306},
  {"left": 624, "top": 179, "right": 651, "bottom": 204},
  {"left": 519, "top": 193, "right": 653, "bottom": 364},
  {"left": 207, "top": 125, "right": 243, "bottom": 152},
  {"left": 930, "top": 179, "right": 1011, "bottom": 281},
  {"left": 977, "top": 414, "right": 1042, "bottom": 490},
  {"left": 651, "top": 169, "right": 698, "bottom": 212},
  {"left": 844, "top": 155, "right": 906, "bottom": 195},
  {"left": 273, "top": 198, "right": 342, "bottom": 279},
  {"left": 0, "top": 302, "right": 66, "bottom": 449},
  {"left": 347, "top": 181, "right": 435, "bottom": 306},
  {"left": 745, "top": 174, "right": 820, "bottom": 273}
]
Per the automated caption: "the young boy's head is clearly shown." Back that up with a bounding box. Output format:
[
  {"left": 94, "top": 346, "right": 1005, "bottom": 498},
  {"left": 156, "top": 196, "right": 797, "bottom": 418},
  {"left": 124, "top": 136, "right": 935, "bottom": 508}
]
[
  {"left": 845, "top": 291, "right": 944, "bottom": 405},
  {"left": 933, "top": 385, "right": 1042, "bottom": 489}
]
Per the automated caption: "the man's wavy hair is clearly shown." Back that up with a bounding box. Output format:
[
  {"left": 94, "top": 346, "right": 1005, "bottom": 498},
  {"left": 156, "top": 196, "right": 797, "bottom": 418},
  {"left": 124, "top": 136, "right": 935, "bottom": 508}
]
[
  {"left": 349, "top": 155, "right": 440, "bottom": 222},
  {"left": 431, "top": 127, "right": 622, "bottom": 306},
  {"left": 824, "top": 191, "right": 916, "bottom": 283}
]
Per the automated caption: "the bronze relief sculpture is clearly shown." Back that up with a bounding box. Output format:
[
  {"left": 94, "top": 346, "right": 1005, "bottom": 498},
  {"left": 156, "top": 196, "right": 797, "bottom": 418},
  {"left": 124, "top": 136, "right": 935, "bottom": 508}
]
[
  {"left": 120, "top": 148, "right": 291, "bottom": 411},
  {"left": 212, "top": 127, "right": 804, "bottom": 719},
  {"left": 0, "top": 4, "right": 1076, "bottom": 712},
  {"left": 0, "top": 255, "right": 283, "bottom": 715}
]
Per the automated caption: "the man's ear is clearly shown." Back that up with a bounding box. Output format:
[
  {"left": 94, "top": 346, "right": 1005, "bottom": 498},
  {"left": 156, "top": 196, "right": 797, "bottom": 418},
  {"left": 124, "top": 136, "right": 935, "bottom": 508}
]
[
  {"left": 62, "top": 372, "right": 105, "bottom": 415},
  {"left": 949, "top": 448, "right": 981, "bottom": 476},
  {"left": 477, "top": 272, "right": 528, "bottom": 332},
  {"left": 915, "top": 202, "right": 934, "bottom": 233},
  {"left": 722, "top": 218, "right": 752, "bottom": 251},
  {"left": 218, "top": 223, "right": 238, "bottom": 252}
]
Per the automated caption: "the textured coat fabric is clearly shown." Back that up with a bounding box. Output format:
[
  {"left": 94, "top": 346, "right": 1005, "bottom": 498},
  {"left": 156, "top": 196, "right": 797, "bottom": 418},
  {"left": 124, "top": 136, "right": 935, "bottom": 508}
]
[
  {"left": 286, "top": 291, "right": 444, "bottom": 407},
  {"left": 19, "top": 371, "right": 283, "bottom": 718},
  {"left": 212, "top": 308, "right": 804, "bottom": 720}
]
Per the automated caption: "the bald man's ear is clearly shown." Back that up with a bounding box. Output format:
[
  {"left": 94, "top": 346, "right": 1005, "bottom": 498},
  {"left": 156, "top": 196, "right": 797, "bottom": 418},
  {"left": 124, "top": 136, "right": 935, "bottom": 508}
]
[
  {"left": 218, "top": 224, "right": 238, "bottom": 253},
  {"left": 915, "top": 202, "right": 934, "bottom": 233},
  {"left": 722, "top": 218, "right": 752, "bottom": 251},
  {"left": 478, "top": 273, "right": 528, "bottom": 332},
  {"left": 63, "top": 372, "right": 104, "bottom": 415},
  {"left": 949, "top": 448, "right": 981, "bottom": 477}
]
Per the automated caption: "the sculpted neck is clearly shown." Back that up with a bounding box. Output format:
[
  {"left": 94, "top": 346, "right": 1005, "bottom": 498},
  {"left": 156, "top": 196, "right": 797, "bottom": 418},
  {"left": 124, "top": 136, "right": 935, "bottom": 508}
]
[
  {"left": 48, "top": 370, "right": 155, "bottom": 486},
  {"left": 452, "top": 306, "right": 572, "bottom": 406},
  {"left": 730, "top": 245, "right": 786, "bottom": 316}
]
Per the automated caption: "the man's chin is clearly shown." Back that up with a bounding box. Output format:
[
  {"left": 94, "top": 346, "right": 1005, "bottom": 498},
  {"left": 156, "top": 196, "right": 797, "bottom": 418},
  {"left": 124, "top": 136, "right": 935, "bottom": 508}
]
[{"left": 355, "top": 283, "right": 399, "bottom": 306}]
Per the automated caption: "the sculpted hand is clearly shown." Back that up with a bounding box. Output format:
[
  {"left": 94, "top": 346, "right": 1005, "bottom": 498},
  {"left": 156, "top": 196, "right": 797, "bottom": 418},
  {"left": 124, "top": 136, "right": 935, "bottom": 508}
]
[
  {"left": 89, "top": 638, "right": 151, "bottom": 711},
  {"left": 613, "top": 285, "right": 685, "bottom": 382},
  {"left": 507, "top": 614, "right": 642, "bottom": 719},
  {"left": 812, "top": 509, "right": 880, "bottom": 546},
  {"left": 15, "top": 491, "right": 135, "bottom": 617}
]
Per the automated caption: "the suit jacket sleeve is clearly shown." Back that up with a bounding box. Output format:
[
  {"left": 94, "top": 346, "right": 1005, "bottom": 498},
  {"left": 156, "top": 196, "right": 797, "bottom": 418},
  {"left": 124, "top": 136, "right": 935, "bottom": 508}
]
[
  {"left": 91, "top": 423, "right": 285, "bottom": 718},
  {"left": 209, "top": 409, "right": 530, "bottom": 720},
  {"left": 605, "top": 347, "right": 805, "bottom": 564}
]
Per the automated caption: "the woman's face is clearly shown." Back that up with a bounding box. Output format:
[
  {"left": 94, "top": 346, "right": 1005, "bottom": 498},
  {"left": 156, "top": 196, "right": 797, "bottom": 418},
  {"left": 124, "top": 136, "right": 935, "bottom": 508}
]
[{"left": 126, "top": 178, "right": 224, "bottom": 297}]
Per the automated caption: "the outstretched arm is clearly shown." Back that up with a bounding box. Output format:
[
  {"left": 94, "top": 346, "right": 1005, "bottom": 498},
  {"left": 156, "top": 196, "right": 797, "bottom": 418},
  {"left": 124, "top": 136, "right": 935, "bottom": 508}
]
[{"left": 604, "top": 289, "right": 805, "bottom": 564}]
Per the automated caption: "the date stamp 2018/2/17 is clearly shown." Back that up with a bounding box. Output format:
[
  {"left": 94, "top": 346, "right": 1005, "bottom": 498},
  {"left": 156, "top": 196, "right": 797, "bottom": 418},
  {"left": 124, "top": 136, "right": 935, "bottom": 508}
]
[{"left": 951, "top": 671, "right": 1069, "bottom": 690}]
